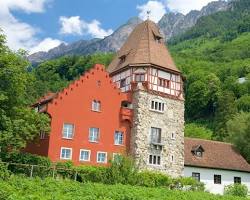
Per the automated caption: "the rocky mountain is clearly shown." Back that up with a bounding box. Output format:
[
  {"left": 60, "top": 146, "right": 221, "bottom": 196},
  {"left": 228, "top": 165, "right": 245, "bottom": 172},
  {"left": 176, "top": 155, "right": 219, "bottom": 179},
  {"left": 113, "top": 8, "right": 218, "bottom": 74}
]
[
  {"left": 28, "top": 1, "right": 229, "bottom": 64},
  {"left": 158, "top": 0, "right": 229, "bottom": 40},
  {"left": 29, "top": 17, "right": 142, "bottom": 65}
]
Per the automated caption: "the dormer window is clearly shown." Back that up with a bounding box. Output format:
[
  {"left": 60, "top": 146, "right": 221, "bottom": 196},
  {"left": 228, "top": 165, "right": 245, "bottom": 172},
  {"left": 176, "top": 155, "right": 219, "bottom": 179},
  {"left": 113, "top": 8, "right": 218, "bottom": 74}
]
[
  {"left": 191, "top": 145, "right": 204, "bottom": 157},
  {"left": 152, "top": 30, "right": 163, "bottom": 44},
  {"left": 119, "top": 55, "right": 126, "bottom": 63}
]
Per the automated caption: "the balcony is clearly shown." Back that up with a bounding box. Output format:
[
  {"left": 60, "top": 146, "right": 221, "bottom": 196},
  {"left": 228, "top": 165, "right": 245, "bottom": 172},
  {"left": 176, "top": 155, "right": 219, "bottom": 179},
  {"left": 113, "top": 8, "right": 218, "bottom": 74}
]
[{"left": 120, "top": 107, "right": 133, "bottom": 122}]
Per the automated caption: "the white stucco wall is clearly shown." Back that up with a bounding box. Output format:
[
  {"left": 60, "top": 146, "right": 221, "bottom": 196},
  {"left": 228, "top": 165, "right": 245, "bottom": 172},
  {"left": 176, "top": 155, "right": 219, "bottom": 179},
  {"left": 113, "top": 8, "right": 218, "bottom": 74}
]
[{"left": 184, "top": 166, "right": 250, "bottom": 194}]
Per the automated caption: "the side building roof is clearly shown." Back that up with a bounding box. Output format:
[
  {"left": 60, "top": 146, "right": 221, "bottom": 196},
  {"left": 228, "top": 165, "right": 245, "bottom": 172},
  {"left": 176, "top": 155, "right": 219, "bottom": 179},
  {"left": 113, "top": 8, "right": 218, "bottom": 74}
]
[{"left": 184, "top": 138, "right": 250, "bottom": 172}]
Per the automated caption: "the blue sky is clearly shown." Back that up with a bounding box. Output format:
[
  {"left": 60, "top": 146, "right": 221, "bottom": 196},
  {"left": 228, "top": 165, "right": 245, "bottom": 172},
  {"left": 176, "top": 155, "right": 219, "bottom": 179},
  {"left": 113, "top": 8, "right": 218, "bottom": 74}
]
[{"left": 0, "top": 0, "right": 216, "bottom": 54}]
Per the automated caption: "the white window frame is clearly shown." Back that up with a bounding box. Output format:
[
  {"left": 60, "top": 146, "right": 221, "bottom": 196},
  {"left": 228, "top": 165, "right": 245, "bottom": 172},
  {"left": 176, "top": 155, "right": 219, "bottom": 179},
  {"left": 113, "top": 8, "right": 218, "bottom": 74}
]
[
  {"left": 114, "top": 131, "right": 124, "bottom": 145},
  {"left": 60, "top": 147, "right": 72, "bottom": 160},
  {"left": 171, "top": 132, "right": 175, "bottom": 140},
  {"left": 97, "top": 151, "right": 107, "bottom": 163},
  {"left": 62, "top": 123, "right": 74, "bottom": 139},
  {"left": 89, "top": 127, "right": 100, "bottom": 142},
  {"left": 92, "top": 100, "right": 101, "bottom": 112},
  {"left": 150, "top": 127, "right": 162, "bottom": 144},
  {"left": 148, "top": 154, "right": 161, "bottom": 166},
  {"left": 79, "top": 149, "right": 91, "bottom": 162},
  {"left": 150, "top": 100, "right": 165, "bottom": 113}
]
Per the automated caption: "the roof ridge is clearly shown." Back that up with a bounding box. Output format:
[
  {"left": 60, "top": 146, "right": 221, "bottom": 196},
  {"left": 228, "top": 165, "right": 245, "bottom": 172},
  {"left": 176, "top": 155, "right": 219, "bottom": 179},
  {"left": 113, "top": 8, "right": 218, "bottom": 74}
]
[{"left": 185, "top": 137, "right": 233, "bottom": 146}]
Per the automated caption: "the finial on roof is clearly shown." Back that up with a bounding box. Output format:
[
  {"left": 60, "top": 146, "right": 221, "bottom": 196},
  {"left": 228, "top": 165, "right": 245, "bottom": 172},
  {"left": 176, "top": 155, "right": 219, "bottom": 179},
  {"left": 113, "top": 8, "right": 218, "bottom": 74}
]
[{"left": 147, "top": 10, "right": 151, "bottom": 20}]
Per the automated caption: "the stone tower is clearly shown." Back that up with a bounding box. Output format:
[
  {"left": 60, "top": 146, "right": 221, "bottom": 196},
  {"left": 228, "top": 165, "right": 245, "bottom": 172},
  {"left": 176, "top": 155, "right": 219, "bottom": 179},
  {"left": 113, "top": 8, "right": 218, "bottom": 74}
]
[{"left": 107, "top": 20, "right": 184, "bottom": 177}]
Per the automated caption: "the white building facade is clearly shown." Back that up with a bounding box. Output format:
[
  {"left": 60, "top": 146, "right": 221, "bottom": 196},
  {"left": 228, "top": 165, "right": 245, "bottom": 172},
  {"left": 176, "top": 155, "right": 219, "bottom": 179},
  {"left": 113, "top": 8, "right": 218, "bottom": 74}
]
[{"left": 184, "top": 166, "right": 250, "bottom": 194}]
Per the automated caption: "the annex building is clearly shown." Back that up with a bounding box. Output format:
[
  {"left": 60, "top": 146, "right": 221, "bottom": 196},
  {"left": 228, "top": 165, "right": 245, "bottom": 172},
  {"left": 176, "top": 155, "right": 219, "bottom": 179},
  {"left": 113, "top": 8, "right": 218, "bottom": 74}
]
[{"left": 26, "top": 20, "right": 250, "bottom": 194}]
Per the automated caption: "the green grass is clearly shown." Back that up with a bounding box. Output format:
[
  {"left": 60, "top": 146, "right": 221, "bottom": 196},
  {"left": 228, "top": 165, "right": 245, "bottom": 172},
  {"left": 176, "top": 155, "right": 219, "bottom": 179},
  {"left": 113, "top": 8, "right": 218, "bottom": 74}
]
[{"left": 0, "top": 176, "right": 247, "bottom": 200}]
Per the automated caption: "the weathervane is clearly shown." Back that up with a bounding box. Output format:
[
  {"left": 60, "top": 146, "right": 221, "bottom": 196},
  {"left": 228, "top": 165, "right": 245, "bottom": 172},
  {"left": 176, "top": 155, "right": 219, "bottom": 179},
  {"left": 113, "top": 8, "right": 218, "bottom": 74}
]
[{"left": 147, "top": 10, "right": 151, "bottom": 20}]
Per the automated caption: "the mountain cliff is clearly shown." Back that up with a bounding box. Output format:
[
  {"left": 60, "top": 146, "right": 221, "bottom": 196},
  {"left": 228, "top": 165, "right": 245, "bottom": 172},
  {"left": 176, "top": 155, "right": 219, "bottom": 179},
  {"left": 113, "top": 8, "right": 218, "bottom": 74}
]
[{"left": 28, "top": 1, "right": 229, "bottom": 64}]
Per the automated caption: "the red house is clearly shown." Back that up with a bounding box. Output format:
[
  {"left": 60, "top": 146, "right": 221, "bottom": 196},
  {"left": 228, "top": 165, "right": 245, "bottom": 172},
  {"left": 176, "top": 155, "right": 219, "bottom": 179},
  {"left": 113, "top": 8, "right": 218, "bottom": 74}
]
[{"left": 26, "top": 64, "right": 133, "bottom": 165}]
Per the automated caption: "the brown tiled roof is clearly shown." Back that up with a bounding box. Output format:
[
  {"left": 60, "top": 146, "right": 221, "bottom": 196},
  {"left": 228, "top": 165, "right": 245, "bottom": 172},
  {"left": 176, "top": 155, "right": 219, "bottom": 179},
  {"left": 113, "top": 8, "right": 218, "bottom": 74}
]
[
  {"left": 185, "top": 138, "right": 250, "bottom": 172},
  {"left": 107, "top": 20, "right": 179, "bottom": 74},
  {"left": 33, "top": 92, "right": 57, "bottom": 107}
]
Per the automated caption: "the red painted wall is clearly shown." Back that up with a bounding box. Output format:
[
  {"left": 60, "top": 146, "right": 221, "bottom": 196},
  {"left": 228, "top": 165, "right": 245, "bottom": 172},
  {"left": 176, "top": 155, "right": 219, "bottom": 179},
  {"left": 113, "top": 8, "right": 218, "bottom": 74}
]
[{"left": 27, "top": 64, "right": 132, "bottom": 165}]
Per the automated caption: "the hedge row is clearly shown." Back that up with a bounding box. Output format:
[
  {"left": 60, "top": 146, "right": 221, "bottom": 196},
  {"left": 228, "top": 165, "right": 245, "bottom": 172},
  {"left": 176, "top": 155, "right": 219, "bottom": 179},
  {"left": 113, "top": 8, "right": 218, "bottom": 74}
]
[
  {"left": 0, "top": 152, "right": 204, "bottom": 191},
  {"left": 0, "top": 176, "right": 247, "bottom": 200}
]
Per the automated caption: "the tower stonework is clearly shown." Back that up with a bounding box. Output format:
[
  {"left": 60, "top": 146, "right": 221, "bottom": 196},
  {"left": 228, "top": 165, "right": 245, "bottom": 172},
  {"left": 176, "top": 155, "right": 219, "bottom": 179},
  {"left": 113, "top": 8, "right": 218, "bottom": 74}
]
[
  {"left": 131, "top": 89, "right": 184, "bottom": 177},
  {"left": 108, "top": 20, "right": 185, "bottom": 177}
]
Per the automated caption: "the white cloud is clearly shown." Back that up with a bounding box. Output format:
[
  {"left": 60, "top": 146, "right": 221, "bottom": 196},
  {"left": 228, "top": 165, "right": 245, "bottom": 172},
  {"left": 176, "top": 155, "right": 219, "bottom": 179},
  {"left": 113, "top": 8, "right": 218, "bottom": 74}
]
[
  {"left": 30, "top": 38, "right": 64, "bottom": 54},
  {"left": 0, "top": 0, "right": 63, "bottom": 54},
  {"left": 137, "top": 1, "right": 166, "bottom": 23},
  {"left": 59, "top": 16, "right": 83, "bottom": 35},
  {"left": 165, "top": 0, "right": 215, "bottom": 15},
  {"left": 59, "top": 16, "right": 113, "bottom": 38}
]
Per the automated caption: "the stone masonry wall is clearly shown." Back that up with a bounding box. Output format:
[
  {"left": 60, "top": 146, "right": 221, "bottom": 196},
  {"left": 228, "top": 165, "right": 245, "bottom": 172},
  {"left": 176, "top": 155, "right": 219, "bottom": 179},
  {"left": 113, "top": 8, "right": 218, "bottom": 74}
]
[{"left": 130, "top": 89, "right": 184, "bottom": 177}]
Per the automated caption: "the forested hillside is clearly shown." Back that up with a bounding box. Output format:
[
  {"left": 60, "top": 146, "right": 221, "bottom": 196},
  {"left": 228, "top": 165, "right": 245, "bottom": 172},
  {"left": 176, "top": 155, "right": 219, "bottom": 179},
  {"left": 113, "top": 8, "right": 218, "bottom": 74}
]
[
  {"left": 0, "top": 0, "right": 249, "bottom": 162},
  {"left": 167, "top": 0, "right": 250, "bottom": 161}
]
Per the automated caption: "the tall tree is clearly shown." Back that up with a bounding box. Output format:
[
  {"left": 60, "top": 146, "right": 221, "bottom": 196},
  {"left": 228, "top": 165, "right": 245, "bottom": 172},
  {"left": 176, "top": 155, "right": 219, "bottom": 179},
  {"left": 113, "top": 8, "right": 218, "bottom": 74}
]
[
  {"left": 0, "top": 32, "right": 50, "bottom": 152},
  {"left": 214, "top": 91, "right": 237, "bottom": 141},
  {"left": 227, "top": 112, "right": 250, "bottom": 162}
]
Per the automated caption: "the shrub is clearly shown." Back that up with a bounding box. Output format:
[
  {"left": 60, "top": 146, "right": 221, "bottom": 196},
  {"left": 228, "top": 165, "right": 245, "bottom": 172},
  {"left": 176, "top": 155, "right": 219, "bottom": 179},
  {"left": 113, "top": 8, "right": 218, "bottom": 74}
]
[
  {"left": 171, "top": 177, "right": 205, "bottom": 191},
  {"left": 76, "top": 165, "right": 107, "bottom": 183},
  {"left": 224, "top": 183, "right": 248, "bottom": 197},
  {"left": 0, "top": 152, "right": 51, "bottom": 177},
  {"left": 135, "top": 171, "right": 172, "bottom": 187},
  {"left": 0, "top": 162, "right": 10, "bottom": 180},
  {"left": 106, "top": 156, "right": 138, "bottom": 185}
]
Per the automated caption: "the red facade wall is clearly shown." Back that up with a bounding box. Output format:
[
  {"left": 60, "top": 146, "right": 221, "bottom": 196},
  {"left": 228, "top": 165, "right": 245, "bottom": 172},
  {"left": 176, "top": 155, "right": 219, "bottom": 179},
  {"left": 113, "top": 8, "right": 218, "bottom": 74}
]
[{"left": 28, "top": 64, "right": 132, "bottom": 165}]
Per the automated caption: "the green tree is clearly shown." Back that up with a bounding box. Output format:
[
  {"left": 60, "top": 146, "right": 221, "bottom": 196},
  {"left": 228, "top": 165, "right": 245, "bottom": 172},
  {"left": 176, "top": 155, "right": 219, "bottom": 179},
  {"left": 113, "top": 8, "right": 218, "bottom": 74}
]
[
  {"left": 214, "top": 91, "right": 237, "bottom": 141},
  {"left": 236, "top": 95, "right": 250, "bottom": 112},
  {"left": 227, "top": 112, "right": 250, "bottom": 162},
  {"left": 185, "top": 123, "right": 213, "bottom": 139},
  {"left": 0, "top": 32, "right": 50, "bottom": 153}
]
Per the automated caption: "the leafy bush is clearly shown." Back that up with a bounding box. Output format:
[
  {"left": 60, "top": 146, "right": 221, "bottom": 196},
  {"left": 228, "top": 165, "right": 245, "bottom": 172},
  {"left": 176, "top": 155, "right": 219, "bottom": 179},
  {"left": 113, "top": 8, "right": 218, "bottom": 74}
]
[
  {"left": 0, "top": 152, "right": 51, "bottom": 177},
  {"left": 0, "top": 162, "right": 10, "bottom": 180},
  {"left": 224, "top": 183, "right": 248, "bottom": 197},
  {"left": 105, "top": 156, "right": 137, "bottom": 185},
  {"left": 171, "top": 177, "right": 205, "bottom": 191},
  {"left": 76, "top": 165, "right": 107, "bottom": 183},
  {"left": 135, "top": 171, "right": 172, "bottom": 188},
  {"left": 0, "top": 176, "right": 246, "bottom": 200}
]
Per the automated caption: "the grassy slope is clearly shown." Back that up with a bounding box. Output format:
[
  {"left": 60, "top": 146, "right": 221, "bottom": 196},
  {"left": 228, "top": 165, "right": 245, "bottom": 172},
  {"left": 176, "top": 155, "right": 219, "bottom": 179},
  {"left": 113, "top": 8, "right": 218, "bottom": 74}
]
[{"left": 0, "top": 176, "right": 247, "bottom": 200}]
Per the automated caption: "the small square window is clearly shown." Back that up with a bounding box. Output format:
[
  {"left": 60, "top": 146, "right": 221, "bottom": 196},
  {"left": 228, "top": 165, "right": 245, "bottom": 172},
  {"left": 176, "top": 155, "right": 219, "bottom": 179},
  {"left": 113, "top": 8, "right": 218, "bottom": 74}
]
[
  {"left": 114, "top": 131, "right": 124, "bottom": 145},
  {"left": 192, "top": 172, "right": 200, "bottom": 182},
  {"left": 120, "top": 79, "right": 126, "bottom": 88},
  {"left": 40, "top": 131, "right": 46, "bottom": 139},
  {"left": 214, "top": 175, "right": 221, "bottom": 184},
  {"left": 135, "top": 74, "right": 145, "bottom": 82},
  {"left": 148, "top": 154, "right": 161, "bottom": 165},
  {"left": 89, "top": 128, "right": 100, "bottom": 142},
  {"left": 92, "top": 100, "right": 101, "bottom": 112},
  {"left": 150, "top": 100, "right": 165, "bottom": 112},
  {"left": 62, "top": 123, "right": 74, "bottom": 139},
  {"left": 97, "top": 152, "right": 107, "bottom": 163},
  {"left": 79, "top": 149, "right": 90, "bottom": 161},
  {"left": 234, "top": 177, "right": 241, "bottom": 184},
  {"left": 60, "top": 148, "right": 72, "bottom": 160}
]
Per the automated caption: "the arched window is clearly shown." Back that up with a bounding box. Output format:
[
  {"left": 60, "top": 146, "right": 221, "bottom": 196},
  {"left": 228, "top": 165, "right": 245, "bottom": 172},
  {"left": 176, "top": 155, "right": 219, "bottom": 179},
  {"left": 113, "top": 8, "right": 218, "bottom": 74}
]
[{"left": 92, "top": 100, "right": 101, "bottom": 112}]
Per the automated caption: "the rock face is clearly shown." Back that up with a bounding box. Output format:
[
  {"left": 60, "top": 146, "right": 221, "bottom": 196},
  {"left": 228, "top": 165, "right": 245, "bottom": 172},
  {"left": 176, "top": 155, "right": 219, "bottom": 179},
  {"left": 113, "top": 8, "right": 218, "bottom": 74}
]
[
  {"left": 28, "top": 1, "right": 229, "bottom": 64},
  {"left": 158, "top": 0, "right": 229, "bottom": 40},
  {"left": 131, "top": 89, "right": 185, "bottom": 177},
  {"left": 28, "top": 17, "right": 143, "bottom": 65}
]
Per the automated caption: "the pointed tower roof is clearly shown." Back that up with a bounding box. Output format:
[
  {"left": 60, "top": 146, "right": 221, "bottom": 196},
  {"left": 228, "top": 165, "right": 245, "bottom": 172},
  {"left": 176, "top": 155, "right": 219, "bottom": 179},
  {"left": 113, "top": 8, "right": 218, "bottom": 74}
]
[{"left": 107, "top": 20, "right": 179, "bottom": 74}]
